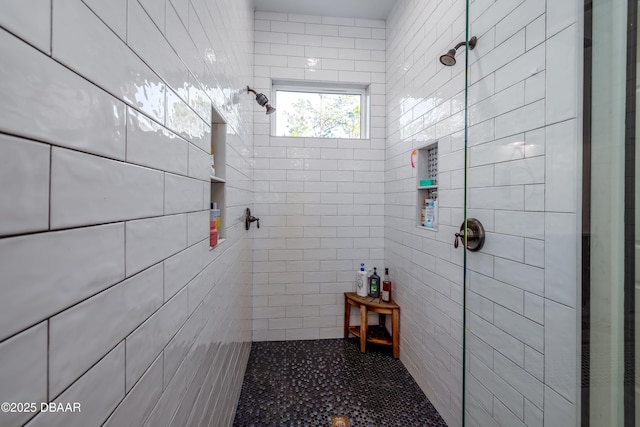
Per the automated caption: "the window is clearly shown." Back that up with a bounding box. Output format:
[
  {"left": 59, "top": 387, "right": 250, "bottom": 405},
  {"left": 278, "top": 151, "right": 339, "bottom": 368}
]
[{"left": 272, "top": 82, "right": 369, "bottom": 139}]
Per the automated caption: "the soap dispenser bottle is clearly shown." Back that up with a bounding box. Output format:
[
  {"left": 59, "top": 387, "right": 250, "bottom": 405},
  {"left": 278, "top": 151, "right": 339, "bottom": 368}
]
[{"left": 356, "top": 263, "right": 368, "bottom": 297}]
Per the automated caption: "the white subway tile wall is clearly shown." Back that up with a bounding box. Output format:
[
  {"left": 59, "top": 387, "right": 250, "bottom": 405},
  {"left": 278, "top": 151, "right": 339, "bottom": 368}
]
[
  {"left": 386, "top": 0, "right": 580, "bottom": 426},
  {"left": 0, "top": 1, "right": 254, "bottom": 426},
  {"left": 252, "top": 11, "right": 386, "bottom": 342}
]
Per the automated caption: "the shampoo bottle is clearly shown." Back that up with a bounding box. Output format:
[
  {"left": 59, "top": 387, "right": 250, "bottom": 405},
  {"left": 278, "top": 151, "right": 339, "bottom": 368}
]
[
  {"left": 432, "top": 198, "right": 438, "bottom": 228},
  {"left": 424, "top": 199, "right": 435, "bottom": 228},
  {"left": 210, "top": 218, "right": 218, "bottom": 246},
  {"left": 356, "top": 263, "right": 368, "bottom": 297},
  {"left": 212, "top": 202, "right": 221, "bottom": 230},
  {"left": 369, "top": 267, "right": 381, "bottom": 298}
]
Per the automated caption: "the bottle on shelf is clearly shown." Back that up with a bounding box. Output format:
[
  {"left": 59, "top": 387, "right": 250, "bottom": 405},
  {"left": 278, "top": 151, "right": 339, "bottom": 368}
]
[
  {"left": 356, "top": 263, "right": 368, "bottom": 297},
  {"left": 432, "top": 198, "right": 438, "bottom": 228},
  {"left": 382, "top": 268, "right": 392, "bottom": 302},
  {"left": 210, "top": 203, "right": 220, "bottom": 246},
  {"left": 424, "top": 199, "right": 435, "bottom": 228},
  {"left": 210, "top": 216, "right": 218, "bottom": 246},
  {"left": 430, "top": 191, "right": 438, "bottom": 228},
  {"left": 211, "top": 202, "right": 221, "bottom": 230},
  {"left": 368, "top": 267, "right": 380, "bottom": 298}
]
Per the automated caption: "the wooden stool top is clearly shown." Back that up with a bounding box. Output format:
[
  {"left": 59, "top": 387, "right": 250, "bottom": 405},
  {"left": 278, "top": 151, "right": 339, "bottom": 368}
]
[{"left": 344, "top": 292, "right": 399, "bottom": 309}]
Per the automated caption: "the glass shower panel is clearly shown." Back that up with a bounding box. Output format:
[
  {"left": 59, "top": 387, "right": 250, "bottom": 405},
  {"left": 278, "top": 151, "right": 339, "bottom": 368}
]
[
  {"left": 462, "top": 0, "right": 582, "bottom": 426},
  {"left": 634, "top": 4, "right": 640, "bottom": 424},
  {"left": 588, "top": 0, "right": 628, "bottom": 424},
  {"left": 635, "top": 4, "right": 640, "bottom": 424},
  {"left": 585, "top": 0, "right": 639, "bottom": 425},
  {"left": 462, "top": 0, "right": 640, "bottom": 425}
]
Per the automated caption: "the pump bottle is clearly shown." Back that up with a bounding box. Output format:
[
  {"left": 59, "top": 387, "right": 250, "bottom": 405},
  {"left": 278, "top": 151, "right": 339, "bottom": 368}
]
[{"left": 356, "top": 263, "right": 368, "bottom": 297}]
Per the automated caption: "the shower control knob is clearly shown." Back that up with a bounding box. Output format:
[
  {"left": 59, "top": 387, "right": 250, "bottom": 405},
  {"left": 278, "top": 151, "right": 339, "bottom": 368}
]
[
  {"left": 245, "top": 208, "right": 260, "bottom": 230},
  {"left": 453, "top": 218, "right": 485, "bottom": 251},
  {"left": 454, "top": 232, "right": 462, "bottom": 248}
]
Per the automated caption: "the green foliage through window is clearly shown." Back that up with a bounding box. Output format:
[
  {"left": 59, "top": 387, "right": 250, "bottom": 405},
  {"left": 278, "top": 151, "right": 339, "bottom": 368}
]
[{"left": 275, "top": 90, "right": 363, "bottom": 139}]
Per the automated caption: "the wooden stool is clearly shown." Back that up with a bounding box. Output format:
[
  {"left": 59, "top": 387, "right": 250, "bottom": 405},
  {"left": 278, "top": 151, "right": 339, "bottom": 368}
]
[{"left": 343, "top": 292, "right": 400, "bottom": 359}]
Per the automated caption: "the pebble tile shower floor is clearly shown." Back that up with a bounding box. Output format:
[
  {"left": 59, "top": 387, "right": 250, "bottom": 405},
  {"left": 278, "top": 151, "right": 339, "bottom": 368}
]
[{"left": 233, "top": 339, "right": 447, "bottom": 427}]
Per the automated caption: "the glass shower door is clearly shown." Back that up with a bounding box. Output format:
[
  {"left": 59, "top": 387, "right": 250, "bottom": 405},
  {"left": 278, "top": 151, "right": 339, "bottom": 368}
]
[
  {"left": 584, "top": 0, "right": 639, "bottom": 425},
  {"left": 461, "top": 1, "right": 587, "bottom": 426},
  {"left": 461, "top": 0, "right": 640, "bottom": 425}
]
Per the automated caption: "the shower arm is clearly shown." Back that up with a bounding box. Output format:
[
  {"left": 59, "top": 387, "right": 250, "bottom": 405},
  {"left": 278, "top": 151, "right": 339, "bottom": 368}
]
[
  {"left": 453, "top": 41, "right": 467, "bottom": 51},
  {"left": 453, "top": 37, "right": 477, "bottom": 52}
]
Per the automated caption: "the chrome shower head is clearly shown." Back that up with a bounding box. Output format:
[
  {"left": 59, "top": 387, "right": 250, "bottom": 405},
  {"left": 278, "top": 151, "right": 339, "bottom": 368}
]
[
  {"left": 247, "top": 86, "right": 276, "bottom": 115},
  {"left": 439, "top": 36, "right": 477, "bottom": 66}
]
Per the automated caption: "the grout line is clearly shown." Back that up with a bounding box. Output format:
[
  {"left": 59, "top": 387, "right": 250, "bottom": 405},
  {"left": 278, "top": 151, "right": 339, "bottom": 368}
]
[
  {"left": 0, "top": 211, "right": 205, "bottom": 242},
  {"left": 124, "top": 0, "right": 128, "bottom": 43},
  {"left": 0, "top": 130, "right": 204, "bottom": 183},
  {"left": 46, "top": 319, "right": 50, "bottom": 403},
  {"left": 80, "top": 0, "right": 127, "bottom": 43},
  {"left": 185, "top": 197, "right": 188, "bottom": 246},
  {"left": 124, "top": 336, "right": 127, "bottom": 395},
  {"left": 123, "top": 215, "right": 128, "bottom": 278},
  {"left": 4, "top": 16, "right": 210, "bottom": 142},
  {"left": 48, "top": 146, "right": 53, "bottom": 231},
  {"left": 49, "top": 0, "right": 53, "bottom": 55},
  {"left": 124, "top": 104, "right": 129, "bottom": 161}
]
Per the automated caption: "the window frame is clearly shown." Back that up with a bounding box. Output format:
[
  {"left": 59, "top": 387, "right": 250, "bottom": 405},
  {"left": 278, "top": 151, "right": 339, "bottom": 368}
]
[{"left": 270, "top": 81, "right": 370, "bottom": 139}]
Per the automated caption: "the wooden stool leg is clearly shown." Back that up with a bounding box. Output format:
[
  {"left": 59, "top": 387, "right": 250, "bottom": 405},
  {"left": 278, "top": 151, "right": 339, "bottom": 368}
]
[
  {"left": 344, "top": 297, "right": 351, "bottom": 338},
  {"left": 359, "top": 304, "right": 367, "bottom": 353},
  {"left": 392, "top": 308, "right": 399, "bottom": 359}
]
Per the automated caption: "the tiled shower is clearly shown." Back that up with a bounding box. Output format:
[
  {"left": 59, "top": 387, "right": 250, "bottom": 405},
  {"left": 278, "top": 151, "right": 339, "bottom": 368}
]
[{"left": 0, "top": 0, "right": 583, "bottom": 426}]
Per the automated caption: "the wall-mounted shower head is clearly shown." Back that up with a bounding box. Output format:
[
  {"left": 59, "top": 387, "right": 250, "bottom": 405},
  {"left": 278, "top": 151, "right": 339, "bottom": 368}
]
[
  {"left": 439, "top": 36, "right": 477, "bottom": 66},
  {"left": 247, "top": 86, "right": 276, "bottom": 115},
  {"left": 440, "top": 48, "right": 458, "bottom": 66}
]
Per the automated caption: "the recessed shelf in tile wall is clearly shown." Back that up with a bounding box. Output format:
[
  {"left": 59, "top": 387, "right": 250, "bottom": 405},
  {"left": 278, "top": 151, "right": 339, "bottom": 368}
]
[
  {"left": 416, "top": 141, "right": 438, "bottom": 229},
  {"left": 210, "top": 106, "right": 226, "bottom": 246}
]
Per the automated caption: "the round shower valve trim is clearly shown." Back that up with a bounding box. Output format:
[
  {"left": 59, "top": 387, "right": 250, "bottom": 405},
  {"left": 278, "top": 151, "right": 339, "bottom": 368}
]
[{"left": 454, "top": 218, "right": 485, "bottom": 251}]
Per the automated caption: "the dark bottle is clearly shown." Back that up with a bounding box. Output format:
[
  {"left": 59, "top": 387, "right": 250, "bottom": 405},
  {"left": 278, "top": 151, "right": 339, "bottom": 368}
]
[
  {"left": 382, "top": 268, "right": 392, "bottom": 302},
  {"left": 369, "top": 267, "right": 380, "bottom": 298}
]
